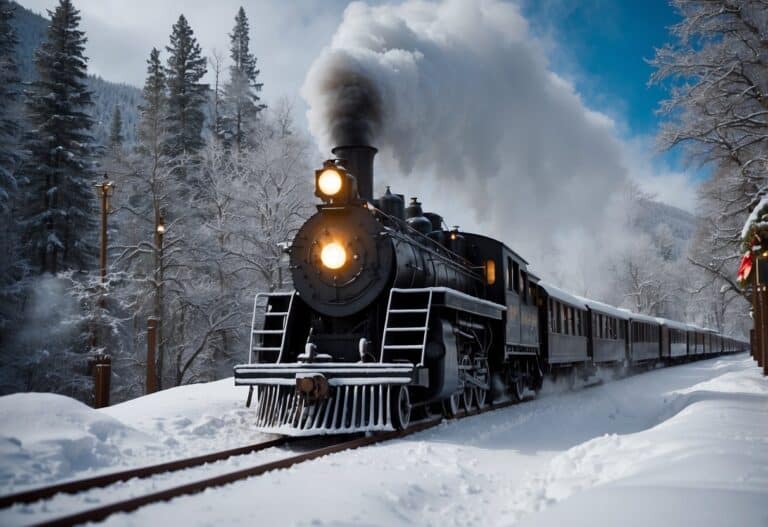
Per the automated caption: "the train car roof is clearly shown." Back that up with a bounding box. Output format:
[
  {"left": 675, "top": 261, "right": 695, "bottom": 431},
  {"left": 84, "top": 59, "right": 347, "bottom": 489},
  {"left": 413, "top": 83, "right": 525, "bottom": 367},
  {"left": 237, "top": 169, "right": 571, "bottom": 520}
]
[
  {"left": 462, "top": 232, "right": 530, "bottom": 265},
  {"left": 655, "top": 317, "right": 689, "bottom": 331},
  {"left": 577, "top": 297, "right": 631, "bottom": 320},
  {"left": 537, "top": 282, "right": 587, "bottom": 309},
  {"left": 629, "top": 312, "right": 661, "bottom": 325}
]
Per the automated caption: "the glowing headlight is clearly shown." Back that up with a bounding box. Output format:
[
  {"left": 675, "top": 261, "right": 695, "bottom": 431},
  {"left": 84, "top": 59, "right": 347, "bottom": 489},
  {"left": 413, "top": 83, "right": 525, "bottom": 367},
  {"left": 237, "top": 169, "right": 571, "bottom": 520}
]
[
  {"left": 317, "top": 168, "right": 343, "bottom": 197},
  {"left": 320, "top": 242, "right": 347, "bottom": 270}
]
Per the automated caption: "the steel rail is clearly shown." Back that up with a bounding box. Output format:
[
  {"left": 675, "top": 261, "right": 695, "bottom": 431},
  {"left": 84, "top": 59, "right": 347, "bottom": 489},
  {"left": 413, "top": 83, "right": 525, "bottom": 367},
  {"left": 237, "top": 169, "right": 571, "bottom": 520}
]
[
  {"left": 21, "top": 399, "right": 518, "bottom": 527},
  {"left": 0, "top": 436, "right": 292, "bottom": 508},
  {"left": 28, "top": 419, "right": 442, "bottom": 527}
]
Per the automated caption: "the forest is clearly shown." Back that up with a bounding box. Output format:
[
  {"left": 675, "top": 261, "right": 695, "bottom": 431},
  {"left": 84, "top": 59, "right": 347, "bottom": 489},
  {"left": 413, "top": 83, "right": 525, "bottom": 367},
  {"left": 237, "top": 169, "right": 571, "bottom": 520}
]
[{"left": 0, "top": 0, "right": 763, "bottom": 404}]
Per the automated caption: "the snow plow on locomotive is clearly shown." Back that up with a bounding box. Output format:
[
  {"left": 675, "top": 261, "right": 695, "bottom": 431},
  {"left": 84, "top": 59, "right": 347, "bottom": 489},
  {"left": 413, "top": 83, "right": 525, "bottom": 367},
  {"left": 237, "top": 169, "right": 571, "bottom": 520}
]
[{"left": 234, "top": 143, "right": 749, "bottom": 436}]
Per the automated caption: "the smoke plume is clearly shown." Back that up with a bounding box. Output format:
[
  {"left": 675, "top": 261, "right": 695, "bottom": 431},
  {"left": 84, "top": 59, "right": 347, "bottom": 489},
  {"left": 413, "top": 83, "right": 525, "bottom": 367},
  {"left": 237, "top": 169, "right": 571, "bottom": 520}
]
[{"left": 302, "top": 0, "right": 655, "bottom": 297}]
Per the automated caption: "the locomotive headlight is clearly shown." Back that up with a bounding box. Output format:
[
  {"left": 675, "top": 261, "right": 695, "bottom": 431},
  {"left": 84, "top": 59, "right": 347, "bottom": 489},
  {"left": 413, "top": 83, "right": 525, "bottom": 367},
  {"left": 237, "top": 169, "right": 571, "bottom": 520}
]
[
  {"left": 320, "top": 242, "right": 347, "bottom": 270},
  {"left": 317, "top": 168, "right": 343, "bottom": 197}
]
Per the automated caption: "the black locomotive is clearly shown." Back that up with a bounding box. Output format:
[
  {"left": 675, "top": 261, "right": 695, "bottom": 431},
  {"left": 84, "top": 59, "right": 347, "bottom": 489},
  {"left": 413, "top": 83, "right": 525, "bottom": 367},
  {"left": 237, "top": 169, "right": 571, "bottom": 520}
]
[{"left": 233, "top": 144, "right": 747, "bottom": 435}]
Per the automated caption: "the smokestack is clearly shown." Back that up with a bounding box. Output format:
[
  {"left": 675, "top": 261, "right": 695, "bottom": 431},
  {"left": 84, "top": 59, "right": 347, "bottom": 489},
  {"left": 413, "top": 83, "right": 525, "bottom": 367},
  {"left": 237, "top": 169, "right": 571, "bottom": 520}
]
[{"left": 332, "top": 145, "right": 378, "bottom": 202}]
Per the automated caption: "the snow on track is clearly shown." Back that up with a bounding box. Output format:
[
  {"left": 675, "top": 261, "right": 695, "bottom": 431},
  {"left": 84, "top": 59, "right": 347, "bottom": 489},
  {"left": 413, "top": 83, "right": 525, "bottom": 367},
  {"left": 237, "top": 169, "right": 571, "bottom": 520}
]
[{"left": 1, "top": 354, "right": 766, "bottom": 526}]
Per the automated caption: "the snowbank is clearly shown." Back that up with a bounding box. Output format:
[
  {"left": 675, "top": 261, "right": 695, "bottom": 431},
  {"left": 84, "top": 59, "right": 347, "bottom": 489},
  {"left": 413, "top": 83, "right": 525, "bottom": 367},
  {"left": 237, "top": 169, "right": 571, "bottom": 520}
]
[
  {"left": 0, "top": 393, "right": 155, "bottom": 491},
  {"left": 0, "top": 379, "right": 270, "bottom": 495},
  {"left": 101, "top": 377, "right": 271, "bottom": 455}
]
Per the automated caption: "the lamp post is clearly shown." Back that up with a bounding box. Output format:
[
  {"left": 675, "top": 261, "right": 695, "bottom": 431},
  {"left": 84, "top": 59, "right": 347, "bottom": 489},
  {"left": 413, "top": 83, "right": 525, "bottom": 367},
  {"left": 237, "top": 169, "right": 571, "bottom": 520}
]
[
  {"left": 91, "top": 174, "right": 114, "bottom": 407},
  {"left": 153, "top": 214, "right": 165, "bottom": 390},
  {"left": 755, "top": 251, "right": 768, "bottom": 375},
  {"left": 94, "top": 174, "right": 115, "bottom": 285}
]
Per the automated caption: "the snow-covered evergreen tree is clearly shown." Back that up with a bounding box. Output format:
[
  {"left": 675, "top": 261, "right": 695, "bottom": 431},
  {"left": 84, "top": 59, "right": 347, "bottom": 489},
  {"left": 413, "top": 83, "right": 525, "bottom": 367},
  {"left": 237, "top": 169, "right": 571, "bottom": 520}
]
[
  {"left": 20, "top": 0, "right": 97, "bottom": 274},
  {"left": 163, "top": 15, "right": 207, "bottom": 160},
  {"left": 109, "top": 105, "right": 124, "bottom": 158},
  {"left": 137, "top": 48, "right": 166, "bottom": 160},
  {"left": 0, "top": 0, "right": 24, "bottom": 337},
  {"left": 221, "top": 7, "right": 265, "bottom": 153},
  {"left": 0, "top": 0, "right": 20, "bottom": 212},
  {"left": 208, "top": 49, "right": 225, "bottom": 141}
]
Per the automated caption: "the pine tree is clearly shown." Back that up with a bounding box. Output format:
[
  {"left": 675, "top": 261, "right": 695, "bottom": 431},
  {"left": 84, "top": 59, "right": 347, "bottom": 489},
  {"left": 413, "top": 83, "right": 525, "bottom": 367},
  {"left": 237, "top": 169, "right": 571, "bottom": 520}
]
[
  {"left": 137, "top": 48, "right": 167, "bottom": 160},
  {"left": 222, "top": 7, "right": 266, "bottom": 153},
  {"left": 21, "top": 0, "right": 96, "bottom": 274},
  {"left": 109, "top": 105, "right": 124, "bottom": 158},
  {"left": 163, "top": 14, "right": 208, "bottom": 159},
  {"left": 0, "top": 0, "right": 19, "bottom": 213},
  {"left": 0, "top": 0, "right": 22, "bottom": 335}
]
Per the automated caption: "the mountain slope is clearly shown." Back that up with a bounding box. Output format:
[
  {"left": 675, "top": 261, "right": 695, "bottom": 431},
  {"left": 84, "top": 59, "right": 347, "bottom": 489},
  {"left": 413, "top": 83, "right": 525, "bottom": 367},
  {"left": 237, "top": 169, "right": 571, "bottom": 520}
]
[{"left": 9, "top": 1, "right": 141, "bottom": 147}]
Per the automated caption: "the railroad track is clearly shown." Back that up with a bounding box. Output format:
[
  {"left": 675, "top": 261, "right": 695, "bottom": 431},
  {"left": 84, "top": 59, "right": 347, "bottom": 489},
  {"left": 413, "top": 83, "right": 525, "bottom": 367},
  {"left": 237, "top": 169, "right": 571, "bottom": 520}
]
[{"left": 0, "top": 400, "right": 516, "bottom": 527}]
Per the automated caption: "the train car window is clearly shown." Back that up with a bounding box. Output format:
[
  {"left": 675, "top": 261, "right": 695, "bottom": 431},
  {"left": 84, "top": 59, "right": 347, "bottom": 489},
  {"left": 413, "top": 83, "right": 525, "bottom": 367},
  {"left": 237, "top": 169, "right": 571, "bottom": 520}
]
[
  {"left": 555, "top": 301, "right": 562, "bottom": 333},
  {"left": 521, "top": 272, "right": 528, "bottom": 302},
  {"left": 576, "top": 311, "right": 582, "bottom": 336},
  {"left": 507, "top": 257, "right": 513, "bottom": 290},
  {"left": 549, "top": 299, "right": 555, "bottom": 332},
  {"left": 485, "top": 259, "right": 496, "bottom": 285},
  {"left": 563, "top": 306, "right": 568, "bottom": 335},
  {"left": 513, "top": 261, "right": 520, "bottom": 293}
]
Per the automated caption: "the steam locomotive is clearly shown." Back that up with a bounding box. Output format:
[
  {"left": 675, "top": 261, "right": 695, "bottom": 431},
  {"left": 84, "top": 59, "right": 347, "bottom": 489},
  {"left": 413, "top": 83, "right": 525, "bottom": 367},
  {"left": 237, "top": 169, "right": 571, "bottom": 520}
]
[{"left": 233, "top": 144, "right": 748, "bottom": 435}]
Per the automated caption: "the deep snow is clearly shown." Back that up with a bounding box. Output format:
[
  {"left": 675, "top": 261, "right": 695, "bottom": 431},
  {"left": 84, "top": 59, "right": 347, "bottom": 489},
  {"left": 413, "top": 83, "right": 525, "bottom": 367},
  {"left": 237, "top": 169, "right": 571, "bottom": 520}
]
[{"left": 1, "top": 353, "right": 766, "bottom": 526}]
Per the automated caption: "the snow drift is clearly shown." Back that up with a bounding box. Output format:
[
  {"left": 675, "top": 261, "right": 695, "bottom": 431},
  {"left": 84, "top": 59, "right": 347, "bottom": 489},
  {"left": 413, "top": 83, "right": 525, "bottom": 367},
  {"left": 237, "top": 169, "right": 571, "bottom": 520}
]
[{"left": 0, "top": 393, "right": 153, "bottom": 490}]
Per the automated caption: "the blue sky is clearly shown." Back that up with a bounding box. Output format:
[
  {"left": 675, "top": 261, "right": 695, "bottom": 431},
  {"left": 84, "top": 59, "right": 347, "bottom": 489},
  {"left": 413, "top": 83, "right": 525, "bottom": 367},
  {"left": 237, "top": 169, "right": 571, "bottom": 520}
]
[{"left": 522, "top": 0, "right": 681, "bottom": 137}]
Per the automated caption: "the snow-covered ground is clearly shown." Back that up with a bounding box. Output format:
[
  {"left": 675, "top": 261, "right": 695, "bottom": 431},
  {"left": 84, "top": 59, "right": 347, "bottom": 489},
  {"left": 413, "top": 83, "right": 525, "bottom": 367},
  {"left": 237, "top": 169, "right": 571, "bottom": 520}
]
[
  {"left": 1, "top": 353, "right": 766, "bottom": 526},
  {"left": 0, "top": 378, "right": 273, "bottom": 495}
]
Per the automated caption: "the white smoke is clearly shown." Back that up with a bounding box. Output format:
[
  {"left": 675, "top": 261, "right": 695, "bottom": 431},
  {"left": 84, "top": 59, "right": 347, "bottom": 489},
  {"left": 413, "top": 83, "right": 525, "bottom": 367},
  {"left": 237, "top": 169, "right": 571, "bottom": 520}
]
[{"left": 302, "top": 0, "right": 663, "bottom": 297}]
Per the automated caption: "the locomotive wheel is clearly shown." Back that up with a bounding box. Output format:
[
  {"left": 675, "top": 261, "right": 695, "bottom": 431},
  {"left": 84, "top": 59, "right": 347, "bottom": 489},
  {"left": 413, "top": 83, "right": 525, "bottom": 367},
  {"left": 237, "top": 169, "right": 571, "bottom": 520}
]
[
  {"left": 474, "top": 358, "right": 490, "bottom": 408},
  {"left": 462, "top": 384, "right": 474, "bottom": 411},
  {"left": 510, "top": 374, "right": 525, "bottom": 402},
  {"left": 460, "top": 355, "right": 474, "bottom": 410},
  {"left": 444, "top": 392, "right": 462, "bottom": 417},
  {"left": 390, "top": 385, "right": 411, "bottom": 430}
]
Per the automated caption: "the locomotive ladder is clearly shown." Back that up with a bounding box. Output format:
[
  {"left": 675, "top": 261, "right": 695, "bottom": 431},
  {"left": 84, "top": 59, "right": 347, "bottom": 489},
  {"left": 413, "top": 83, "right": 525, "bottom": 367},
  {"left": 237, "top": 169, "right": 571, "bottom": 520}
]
[
  {"left": 381, "top": 288, "right": 434, "bottom": 365},
  {"left": 249, "top": 291, "right": 295, "bottom": 364}
]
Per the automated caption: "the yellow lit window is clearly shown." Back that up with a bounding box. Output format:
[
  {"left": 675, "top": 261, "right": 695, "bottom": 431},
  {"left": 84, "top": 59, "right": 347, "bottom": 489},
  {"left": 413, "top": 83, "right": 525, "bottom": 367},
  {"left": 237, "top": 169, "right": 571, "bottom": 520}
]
[{"left": 485, "top": 259, "right": 496, "bottom": 285}]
